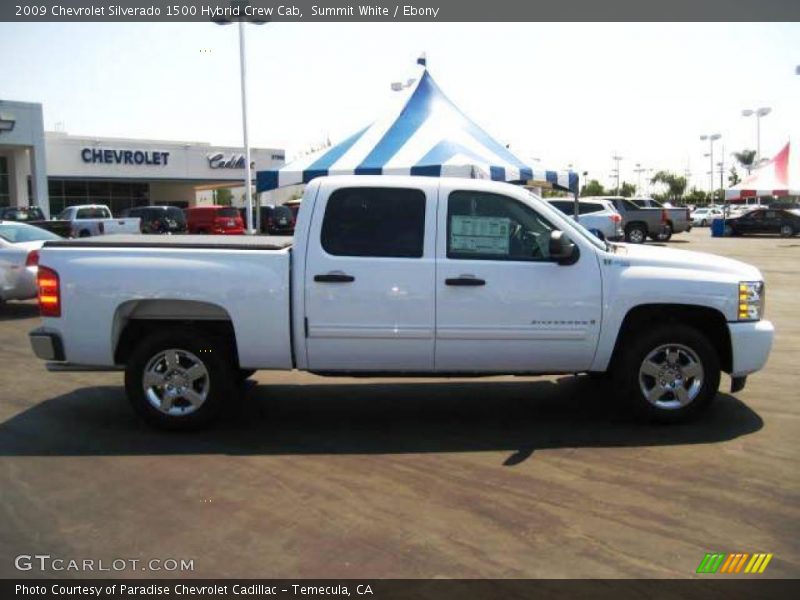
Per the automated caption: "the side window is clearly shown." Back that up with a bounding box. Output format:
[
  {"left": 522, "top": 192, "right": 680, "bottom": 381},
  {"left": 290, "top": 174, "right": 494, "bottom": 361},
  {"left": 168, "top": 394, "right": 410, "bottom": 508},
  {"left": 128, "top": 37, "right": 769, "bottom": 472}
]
[
  {"left": 578, "top": 202, "right": 602, "bottom": 214},
  {"left": 447, "top": 191, "right": 556, "bottom": 262},
  {"left": 321, "top": 187, "right": 426, "bottom": 258},
  {"left": 549, "top": 201, "right": 571, "bottom": 214}
]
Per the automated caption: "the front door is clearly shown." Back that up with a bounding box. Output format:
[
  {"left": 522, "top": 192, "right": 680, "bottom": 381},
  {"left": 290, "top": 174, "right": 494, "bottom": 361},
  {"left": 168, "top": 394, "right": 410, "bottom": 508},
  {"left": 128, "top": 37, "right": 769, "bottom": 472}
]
[
  {"left": 435, "top": 184, "right": 602, "bottom": 372},
  {"left": 304, "top": 184, "right": 437, "bottom": 371}
]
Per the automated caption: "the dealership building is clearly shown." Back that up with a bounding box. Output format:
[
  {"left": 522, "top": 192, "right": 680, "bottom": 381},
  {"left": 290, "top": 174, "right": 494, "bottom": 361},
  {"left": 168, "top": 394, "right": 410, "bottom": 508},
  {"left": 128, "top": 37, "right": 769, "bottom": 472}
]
[{"left": 0, "top": 99, "right": 286, "bottom": 218}]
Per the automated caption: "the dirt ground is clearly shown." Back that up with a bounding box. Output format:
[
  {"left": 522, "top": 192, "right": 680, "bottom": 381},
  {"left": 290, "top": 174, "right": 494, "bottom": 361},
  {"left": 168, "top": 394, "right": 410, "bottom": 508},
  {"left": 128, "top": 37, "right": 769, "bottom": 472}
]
[{"left": 0, "top": 228, "right": 798, "bottom": 579}]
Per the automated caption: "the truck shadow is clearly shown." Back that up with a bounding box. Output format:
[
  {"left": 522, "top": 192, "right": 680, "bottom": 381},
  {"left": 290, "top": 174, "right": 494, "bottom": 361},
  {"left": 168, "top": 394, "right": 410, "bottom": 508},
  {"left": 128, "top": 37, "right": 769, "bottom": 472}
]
[
  {"left": 0, "top": 302, "right": 39, "bottom": 322},
  {"left": 0, "top": 376, "right": 763, "bottom": 465}
]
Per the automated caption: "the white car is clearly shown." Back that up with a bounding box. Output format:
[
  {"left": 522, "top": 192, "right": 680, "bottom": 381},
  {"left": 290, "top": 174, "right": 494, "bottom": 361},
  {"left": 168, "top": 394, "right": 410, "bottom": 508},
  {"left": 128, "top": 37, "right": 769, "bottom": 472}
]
[
  {"left": 547, "top": 198, "right": 624, "bottom": 241},
  {"left": 29, "top": 176, "right": 773, "bottom": 429},
  {"left": 56, "top": 205, "right": 141, "bottom": 238},
  {"left": 0, "top": 221, "right": 61, "bottom": 303},
  {"left": 691, "top": 207, "right": 724, "bottom": 226}
]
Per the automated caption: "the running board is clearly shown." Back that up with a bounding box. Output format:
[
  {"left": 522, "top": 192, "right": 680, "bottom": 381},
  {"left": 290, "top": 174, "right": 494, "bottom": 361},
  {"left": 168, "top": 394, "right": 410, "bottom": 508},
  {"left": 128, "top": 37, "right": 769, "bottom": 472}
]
[{"left": 46, "top": 363, "right": 123, "bottom": 372}]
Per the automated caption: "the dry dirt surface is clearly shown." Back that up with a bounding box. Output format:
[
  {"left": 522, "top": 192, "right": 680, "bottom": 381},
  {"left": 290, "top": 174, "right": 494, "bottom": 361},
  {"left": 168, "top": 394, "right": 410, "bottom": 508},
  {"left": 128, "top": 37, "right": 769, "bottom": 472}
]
[{"left": 0, "top": 228, "right": 798, "bottom": 579}]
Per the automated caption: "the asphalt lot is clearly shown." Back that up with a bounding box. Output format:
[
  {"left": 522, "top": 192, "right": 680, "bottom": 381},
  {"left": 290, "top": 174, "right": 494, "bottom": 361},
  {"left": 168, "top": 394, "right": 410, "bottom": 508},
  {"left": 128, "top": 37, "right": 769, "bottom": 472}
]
[{"left": 0, "top": 228, "right": 798, "bottom": 579}]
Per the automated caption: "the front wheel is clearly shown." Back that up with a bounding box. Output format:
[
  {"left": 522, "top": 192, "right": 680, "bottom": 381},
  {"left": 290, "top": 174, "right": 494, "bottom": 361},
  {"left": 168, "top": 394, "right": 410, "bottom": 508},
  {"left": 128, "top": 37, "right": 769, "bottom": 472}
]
[
  {"left": 613, "top": 324, "right": 720, "bottom": 423},
  {"left": 779, "top": 224, "right": 794, "bottom": 237},
  {"left": 701, "top": 219, "right": 707, "bottom": 227},
  {"left": 625, "top": 224, "right": 647, "bottom": 244},
  {"left": 125, "top": 329, "right": 238, "bottom": 430}
]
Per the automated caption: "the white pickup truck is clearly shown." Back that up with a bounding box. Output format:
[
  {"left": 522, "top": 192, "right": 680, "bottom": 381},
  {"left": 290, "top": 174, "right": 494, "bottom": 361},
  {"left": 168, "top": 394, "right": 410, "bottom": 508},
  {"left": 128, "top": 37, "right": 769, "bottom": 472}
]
[
  {"left": 56, "top": 204, "right": 141, "bottom": 238},
  {"left": 29, "top": 176, "right": 774, "bottom": 429}
]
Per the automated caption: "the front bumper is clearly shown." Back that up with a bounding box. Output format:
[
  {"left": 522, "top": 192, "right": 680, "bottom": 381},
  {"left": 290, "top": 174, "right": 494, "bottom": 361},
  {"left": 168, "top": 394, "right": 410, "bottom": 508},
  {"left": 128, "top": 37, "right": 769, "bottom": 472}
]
[
  {"left": 29, "top": 327, "right": 65, "bottom": 362},
  {"left": 728, "top": 320, "right": 774, "bottom": 377}
]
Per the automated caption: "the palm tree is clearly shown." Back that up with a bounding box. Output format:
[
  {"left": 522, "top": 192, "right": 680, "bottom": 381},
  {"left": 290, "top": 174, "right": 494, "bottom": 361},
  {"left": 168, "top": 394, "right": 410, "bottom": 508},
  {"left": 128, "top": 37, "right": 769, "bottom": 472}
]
[
  {"left": 650, "top": 171, "right": 687, "bottom": 202},
  {"left": 733, "top": 149, "right": 757, "bottom": 175}
]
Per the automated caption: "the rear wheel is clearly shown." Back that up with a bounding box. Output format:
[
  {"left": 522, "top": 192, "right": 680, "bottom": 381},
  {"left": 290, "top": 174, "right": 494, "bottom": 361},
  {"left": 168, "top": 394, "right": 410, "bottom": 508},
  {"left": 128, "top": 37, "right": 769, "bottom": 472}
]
[
  {"left": 125, "top": 329, "right": 238, "bottom": 430},
  {"left": 652, "top": 224, "right": 673, "bottom": 242},
  {"left": 701, "top": 219, "right": 708, "bottom": 227},
  {"left": 625, "top": 223, "right": 647, "bottom": 244},
  {"left": 613, "top": 324, "right": 720, "bottom": 423}
]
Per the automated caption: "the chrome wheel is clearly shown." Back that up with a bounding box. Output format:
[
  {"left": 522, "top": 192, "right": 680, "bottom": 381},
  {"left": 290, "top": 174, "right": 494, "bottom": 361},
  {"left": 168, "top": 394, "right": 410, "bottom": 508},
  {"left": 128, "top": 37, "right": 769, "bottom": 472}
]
[
  {"left": 142, "top": 348, "right": 210, "bottom": 416},
  {"left": 638, "top": 344, "right": 704, "bottom": 410},
  {"left": 780, "top": 224, "right": 793, "bottom": 237},
  {"left": 628, "top": 228, "right": 645, "bottom": 244}
]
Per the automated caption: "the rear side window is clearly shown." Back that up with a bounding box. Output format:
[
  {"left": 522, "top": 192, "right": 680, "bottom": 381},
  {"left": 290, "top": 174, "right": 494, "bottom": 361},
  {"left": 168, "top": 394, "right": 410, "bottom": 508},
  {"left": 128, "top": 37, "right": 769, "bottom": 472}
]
[
  {"left": 217, "top": 207, "right": 239, "bottom": 218},
  {"left": 321, "top": 187, "right": 425, "bottom": 258},
  {"left": 579, "top": 202, "right": 603, "bottom": 214}
]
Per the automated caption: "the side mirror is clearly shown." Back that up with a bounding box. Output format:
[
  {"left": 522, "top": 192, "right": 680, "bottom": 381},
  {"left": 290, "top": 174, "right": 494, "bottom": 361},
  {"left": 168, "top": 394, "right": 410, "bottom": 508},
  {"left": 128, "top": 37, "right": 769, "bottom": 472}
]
[{"left": 549, "top": 231, "right": 579, "bottom": 266}]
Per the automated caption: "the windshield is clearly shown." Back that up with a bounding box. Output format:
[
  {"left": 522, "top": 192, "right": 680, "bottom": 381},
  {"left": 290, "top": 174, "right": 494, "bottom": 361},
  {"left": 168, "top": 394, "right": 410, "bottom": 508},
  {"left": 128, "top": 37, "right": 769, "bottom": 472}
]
[
  {"left": 525, "top": 191, "right": 608, "bottom": 252},
  {"left": 0, "top": 222, "right": 62, "bottom": 243}
]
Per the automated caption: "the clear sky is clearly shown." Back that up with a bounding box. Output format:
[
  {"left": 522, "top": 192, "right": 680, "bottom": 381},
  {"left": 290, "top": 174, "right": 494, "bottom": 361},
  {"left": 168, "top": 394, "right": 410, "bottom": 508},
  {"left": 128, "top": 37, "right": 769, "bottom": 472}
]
[{"left": 1, "top": 22, "right": 798, "bottom": 192}]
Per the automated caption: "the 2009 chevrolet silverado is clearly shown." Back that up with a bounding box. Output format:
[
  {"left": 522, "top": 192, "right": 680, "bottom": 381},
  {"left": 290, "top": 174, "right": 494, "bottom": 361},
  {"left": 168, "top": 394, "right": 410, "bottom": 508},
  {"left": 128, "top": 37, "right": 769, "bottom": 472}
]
[{"left": 28, "top": 176, "right": 774, "bottom": 429}]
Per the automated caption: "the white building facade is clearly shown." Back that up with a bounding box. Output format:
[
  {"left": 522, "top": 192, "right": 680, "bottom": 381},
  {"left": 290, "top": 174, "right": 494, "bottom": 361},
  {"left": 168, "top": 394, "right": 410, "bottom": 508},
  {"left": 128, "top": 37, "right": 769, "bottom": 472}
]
[{"left": 0, "top": 99, "right": 286, "bottom": 218}]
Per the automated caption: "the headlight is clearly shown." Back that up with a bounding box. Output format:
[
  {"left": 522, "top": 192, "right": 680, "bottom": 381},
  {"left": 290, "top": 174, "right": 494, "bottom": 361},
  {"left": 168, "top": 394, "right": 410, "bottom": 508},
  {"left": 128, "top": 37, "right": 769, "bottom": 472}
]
[{"left": 738, "top": 281, "right": 765, "bottom": 321}]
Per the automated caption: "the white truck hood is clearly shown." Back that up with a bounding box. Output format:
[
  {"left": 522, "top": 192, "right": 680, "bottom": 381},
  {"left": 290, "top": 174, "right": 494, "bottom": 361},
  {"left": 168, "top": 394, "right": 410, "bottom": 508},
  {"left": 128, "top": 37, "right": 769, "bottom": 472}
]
[{"left": 611, "top": 243, "right": 763, "bottom": 281}]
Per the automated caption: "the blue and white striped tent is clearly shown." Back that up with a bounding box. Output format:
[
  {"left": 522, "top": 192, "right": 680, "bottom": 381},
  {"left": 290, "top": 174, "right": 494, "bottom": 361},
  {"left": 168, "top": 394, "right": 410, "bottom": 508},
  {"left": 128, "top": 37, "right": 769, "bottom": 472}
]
[{"left": 256, "top": 64, "right": 578, "bottom": 193}]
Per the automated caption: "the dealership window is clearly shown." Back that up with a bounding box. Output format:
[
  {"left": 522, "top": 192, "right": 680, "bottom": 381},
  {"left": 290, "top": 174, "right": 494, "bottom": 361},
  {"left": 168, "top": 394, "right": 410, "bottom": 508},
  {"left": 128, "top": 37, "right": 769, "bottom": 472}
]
[
  {"left": 321, "top": 187, "right": 426, "bottom": 258},
  {"left": 0, "top": 156, "right": 9, "bottom": 207},
  {"left": 447, "top": 190, "right": 556, "bottom": 261},
  {"left": 48, "top": 179, "right": 149, "bottom": 217}
]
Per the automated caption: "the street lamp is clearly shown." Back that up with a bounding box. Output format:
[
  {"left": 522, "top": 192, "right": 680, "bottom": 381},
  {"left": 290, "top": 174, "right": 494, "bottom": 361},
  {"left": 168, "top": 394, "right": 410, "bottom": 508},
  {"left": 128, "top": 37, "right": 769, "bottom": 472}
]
[
  {"left": 634, "top": 163, "right": 646, "bottom": 196},
  {"left": 213, "top": 0, "right": 266, "bottom": 235},
  {"left": 611, "top": 154, "right": 623, "bottom": 195},
  {"left": 741, "top": 107, "right": 771, "bottom": 163},
  {"left": 700, "top": 134, "right": 721, "bottom": 194}
]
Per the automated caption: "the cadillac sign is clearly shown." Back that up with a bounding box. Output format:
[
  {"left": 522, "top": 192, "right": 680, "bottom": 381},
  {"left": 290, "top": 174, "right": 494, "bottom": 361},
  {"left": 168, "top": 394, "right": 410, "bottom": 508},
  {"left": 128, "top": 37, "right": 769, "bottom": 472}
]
[{"left": 208, "top": 153, "right": 253, "bottom": 169}]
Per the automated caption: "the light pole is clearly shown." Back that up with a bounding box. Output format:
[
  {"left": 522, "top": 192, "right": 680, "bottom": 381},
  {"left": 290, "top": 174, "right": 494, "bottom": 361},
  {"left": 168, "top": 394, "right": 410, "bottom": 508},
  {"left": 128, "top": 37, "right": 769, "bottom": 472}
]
[
  {"left": 214, "top": 1, "right": 265, "bottom": 235},
  {"left": 611, "top": 154, "right": 623, "bottom": 195},
  {"left": 741, "top": 107, "right": 771, "bottom": 163},
  {"left": 700, "top": 134, "right": 721, "bottom": 195},
  {"left": 634, "top": 163, "right": 646, "bottom": 196}
]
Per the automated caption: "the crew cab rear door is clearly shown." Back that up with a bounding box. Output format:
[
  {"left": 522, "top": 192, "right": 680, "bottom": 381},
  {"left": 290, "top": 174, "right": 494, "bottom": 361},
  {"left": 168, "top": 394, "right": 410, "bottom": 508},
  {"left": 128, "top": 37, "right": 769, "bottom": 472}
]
[{"left": 303, "top": 181, "right": 437, "bottom": 371}]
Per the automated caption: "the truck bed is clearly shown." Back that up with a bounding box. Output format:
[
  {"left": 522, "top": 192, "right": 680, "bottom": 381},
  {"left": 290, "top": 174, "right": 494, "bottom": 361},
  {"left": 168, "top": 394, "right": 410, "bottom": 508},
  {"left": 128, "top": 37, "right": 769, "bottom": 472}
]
[{"left": 43, "top": 234, "right": 294, "bottom": 250}]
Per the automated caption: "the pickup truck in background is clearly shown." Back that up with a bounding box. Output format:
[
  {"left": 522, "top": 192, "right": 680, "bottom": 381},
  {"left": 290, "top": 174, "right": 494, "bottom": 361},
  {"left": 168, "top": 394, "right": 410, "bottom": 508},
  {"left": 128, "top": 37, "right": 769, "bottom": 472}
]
[
  {"left": 587, "top": 197, "right": 692, "bottom": 243},
  {"left": 28, "top": 176, "right": 773, "bottom": 430},
  {"left": 0, "top": 206, "right": 72, "bottom": 238},
  {"left": 56, "top": 205, "right": 141, "bottom": 238}
]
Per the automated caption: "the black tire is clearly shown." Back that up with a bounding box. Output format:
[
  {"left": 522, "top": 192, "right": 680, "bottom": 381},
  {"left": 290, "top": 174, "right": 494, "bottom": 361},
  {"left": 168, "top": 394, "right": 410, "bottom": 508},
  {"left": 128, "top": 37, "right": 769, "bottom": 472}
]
[
  {"left": 78, "top": 229, "right": 91, "bottom": 238},
  {"left": 125, "top": 328, "right": 239, "bottom": 430},
  {"left": 779, "top": 224, "right": 794, "bottom": 237},
  {"left": 625, "top": 223, "right": 647, "bottom": 244},
  {"left": 612, "top": 324, "right": 720, "bottom": 423},
  {"left": 701, "top": 219, "right": 707, "bottom": 227},
  {"left": 653, "top": 224, "right": 673, "bottom": 242}
]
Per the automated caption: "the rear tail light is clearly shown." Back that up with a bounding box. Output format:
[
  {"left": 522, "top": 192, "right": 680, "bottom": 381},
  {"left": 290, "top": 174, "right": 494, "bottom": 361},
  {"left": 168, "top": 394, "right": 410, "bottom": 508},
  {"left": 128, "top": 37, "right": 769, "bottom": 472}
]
[
  {"left": 26, "top": 249, "right": 40, "bottom": 267},
  {"left": 37, "top": 266, "right": 61, "bottom": 317},
  {"left": 610, "top": 214, "right": 622, "bottom": 223}
]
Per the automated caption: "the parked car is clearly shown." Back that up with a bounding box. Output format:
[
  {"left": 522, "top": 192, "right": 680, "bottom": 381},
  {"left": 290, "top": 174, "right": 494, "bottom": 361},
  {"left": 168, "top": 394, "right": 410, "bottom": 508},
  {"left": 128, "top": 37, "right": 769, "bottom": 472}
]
[
  {"left": 239, "top": 205, "right": 295, "bottom": 235},
  {"left": 57, "top": 205, "right": 141, "bottom": 238},
  {"left": 630, "top": 198, "right": 664, "bottom": 208},
  {"left": 122, "top": 206, "right": 187, "bottom": 234},
  {"left": 547, "top": 198, "right": 623, "bottom": 241},
  {"left": 691, "top": 207, "right": 724, "bottom": 227},
  {"left": 185, "top": 206, "right": 244, "bottom": 235},
  {"left": 29, "top": 176, "right": 773, "bottom": 430},
  {"left": 0, "top": 206, "right": 72, "bottom": 238},
  {"left": 0, "top": 221, "right": 61, "bottom": 304},
  {"left": 724, "top": 208, "right": 800, "bottom": 237},
  {"left": 588, "top": 196, "right": 692, "bottom": 243},
  {"left": 284, "top": 199, "right": 302, "bottom": 223}
]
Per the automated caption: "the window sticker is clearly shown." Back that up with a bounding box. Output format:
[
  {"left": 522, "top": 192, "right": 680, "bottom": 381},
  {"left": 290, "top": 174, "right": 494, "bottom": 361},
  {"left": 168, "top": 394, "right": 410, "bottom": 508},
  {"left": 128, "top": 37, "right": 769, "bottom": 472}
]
[{"left": 450, "top": 215, "right": 511, "bottom": 255}]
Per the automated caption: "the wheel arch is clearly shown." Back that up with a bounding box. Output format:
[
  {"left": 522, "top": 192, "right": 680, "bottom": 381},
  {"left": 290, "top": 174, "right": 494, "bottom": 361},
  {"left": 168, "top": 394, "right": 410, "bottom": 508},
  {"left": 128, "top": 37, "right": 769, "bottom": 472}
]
[
  {"left": 608, "top": 303, "right": 732, "bottom": 374},
  {"left": 112, "top": 299, "right": 239, "bottom": 366}
]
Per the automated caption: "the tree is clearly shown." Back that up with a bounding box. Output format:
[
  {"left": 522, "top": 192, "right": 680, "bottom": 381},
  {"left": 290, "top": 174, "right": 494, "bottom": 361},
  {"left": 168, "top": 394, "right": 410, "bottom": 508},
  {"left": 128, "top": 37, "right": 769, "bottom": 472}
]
[
  {"left": 650, "top": 171, "right": 687, "bottom": 202},
  {"left": 733, "top": 149, "right": 757, "bottom": 174},
  {"left": 580, "top": 179, "right": 606, "bottom": 197},
  {"left": 728, "top": 166, "right": 741, "bottom": 187},
  {"left": 619, "top": 182, "right": 637, "bottom": 197},
  {"left": 215, "top": 188, "right": 232, "bottom": 206},
  {"left": 684, "top": 187, "right": 708, "bottom": 206}
]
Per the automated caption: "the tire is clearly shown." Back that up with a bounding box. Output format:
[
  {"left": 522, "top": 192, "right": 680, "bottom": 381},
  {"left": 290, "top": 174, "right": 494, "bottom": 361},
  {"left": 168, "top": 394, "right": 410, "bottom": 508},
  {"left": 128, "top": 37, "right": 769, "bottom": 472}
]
[
  {"left": 613, "top": 324, "right": 720, "bottom": 423},
  {"left": 701, "top": 219, "right": 707, "bottom": 227},
  {"left": 779, "top": 224, "right": 794, "bottom": 237},
  {"left": 625, "top": 223, "right": 647, "bottom": 244},
  {"left": 654, "top": 224, "right": 673, "bottom": 242},
  {"left": 724, "top": 224, "right": 735, "bottom": 237},
  {"left": 78, "top": 229, "right": 91, "bottom": 238},
  {"left": 125, "top": 328, "right": 239, "bottom": 430}
]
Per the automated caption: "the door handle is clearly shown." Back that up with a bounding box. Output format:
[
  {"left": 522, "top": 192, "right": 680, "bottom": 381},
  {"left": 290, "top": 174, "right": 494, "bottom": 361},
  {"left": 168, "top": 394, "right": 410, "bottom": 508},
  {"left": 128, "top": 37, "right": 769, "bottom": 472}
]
[
  {"left": 314, "top": 273, "right": 355, "bottom": 283},
  {"left": 445, "top": 277, "right": 486, "bottom": 286}
]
